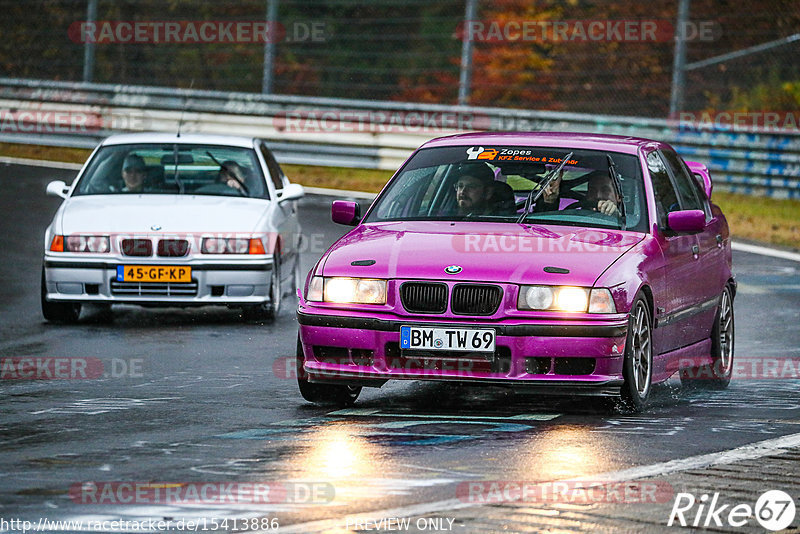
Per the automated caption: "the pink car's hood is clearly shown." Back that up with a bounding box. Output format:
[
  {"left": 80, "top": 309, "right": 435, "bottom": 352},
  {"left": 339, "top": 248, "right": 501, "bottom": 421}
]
[{"left": 322, "top": 222, "right": 644, "bottom": 286}]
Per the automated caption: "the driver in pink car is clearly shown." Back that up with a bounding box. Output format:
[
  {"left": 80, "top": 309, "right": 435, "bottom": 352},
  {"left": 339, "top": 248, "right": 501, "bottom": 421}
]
[{"left": 453, "top": 163, "right": 496, "bottom": 215}]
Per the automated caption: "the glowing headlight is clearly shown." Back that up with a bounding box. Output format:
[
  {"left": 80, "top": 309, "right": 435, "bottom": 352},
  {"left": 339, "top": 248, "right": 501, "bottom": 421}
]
[
  {"left": 63, "top": 235, "right": 110, "bottom": 253},
  {"left": 555, "top": 286, "right": 589, "bottom": 312},
  {"left": 307, "top": 277, "right": 387, "bottom": 304},
  {"left": 518, "top": 285, "right": 613, "bottom": 313}
]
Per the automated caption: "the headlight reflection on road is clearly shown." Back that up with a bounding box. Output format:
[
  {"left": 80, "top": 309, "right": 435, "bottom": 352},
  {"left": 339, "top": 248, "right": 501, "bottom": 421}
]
[
  {"left": 525, "top": 426, "right": 610, "bottom": 481},
  {"left": 292, "top": 425, "right": 383, "bottom": 504}
]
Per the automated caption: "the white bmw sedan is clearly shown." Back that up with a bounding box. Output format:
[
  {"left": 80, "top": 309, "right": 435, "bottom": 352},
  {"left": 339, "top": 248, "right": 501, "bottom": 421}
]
[{"left": 41, "top": 133, "right": 304, "bottom": 323}]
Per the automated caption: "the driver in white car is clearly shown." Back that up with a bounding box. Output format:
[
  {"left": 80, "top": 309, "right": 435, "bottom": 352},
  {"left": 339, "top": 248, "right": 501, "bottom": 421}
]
[{"left": 218, "top": 160, "right": 248, "bottom": 193}]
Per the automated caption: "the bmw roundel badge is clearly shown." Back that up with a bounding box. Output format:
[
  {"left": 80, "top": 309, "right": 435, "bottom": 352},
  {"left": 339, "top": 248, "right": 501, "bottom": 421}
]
[{"left": 445, "top": 265, "right": 462, "bottom": 275}]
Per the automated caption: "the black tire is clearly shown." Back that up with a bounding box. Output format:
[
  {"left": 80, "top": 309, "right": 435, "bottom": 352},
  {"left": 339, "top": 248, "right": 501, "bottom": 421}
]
[
  {"left": 296, "top": 336, "right": 361, "bottom": 406},
  {"left": 680, "top": 285, "right": 734, "bottom": 390},
  {"left": 242, "top": 249, "right": 281, "bottom": 322},
  {"left": 620, "top": 296, "right": 653, "bottom": 412},
  {"left": 40, "top": 267, "right": 81, "bottom": 324}
]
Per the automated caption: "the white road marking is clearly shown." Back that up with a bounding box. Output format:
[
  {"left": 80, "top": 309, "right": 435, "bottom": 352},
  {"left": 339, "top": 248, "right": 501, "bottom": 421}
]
[
  {"left": 328, "top": 408, "right": 560, "bottom": 421},
  {"left": 732, "top": 241, "right": 800, "bottom": 263},
  {"left": 0, "top": 155, "right": 83, "bottom": 170},
  {"left": 300, "top": 185, "right": 376, "bottom": 200},
  {"left": 272, "top": 431, "right": 800, "bottom": 533},
  {"left": 736, "top": 283, "right": 800, "bottom": 294}
]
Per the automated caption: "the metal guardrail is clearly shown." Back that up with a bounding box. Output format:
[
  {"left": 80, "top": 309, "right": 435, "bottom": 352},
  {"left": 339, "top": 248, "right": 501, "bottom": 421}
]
[{"left": 1, "top": 77, "right": 799, "bottom": 198}]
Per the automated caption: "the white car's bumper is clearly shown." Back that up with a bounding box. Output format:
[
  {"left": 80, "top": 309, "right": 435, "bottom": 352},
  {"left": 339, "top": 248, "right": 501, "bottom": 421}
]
[{"left": 43, "top": 254, "right": 274, "bottom": 306}]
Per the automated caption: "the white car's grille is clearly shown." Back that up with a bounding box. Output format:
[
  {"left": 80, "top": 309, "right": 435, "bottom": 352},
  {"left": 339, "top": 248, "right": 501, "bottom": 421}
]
[
  {"left": 121, "top": 238, "right": 153, "bottom": 257},
  {"left": 110, "top": 280, "right": 198, "bottom": 296}
]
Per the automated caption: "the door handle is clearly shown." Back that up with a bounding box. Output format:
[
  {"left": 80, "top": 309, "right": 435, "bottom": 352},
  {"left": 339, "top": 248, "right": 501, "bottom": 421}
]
[
  {"left": 692, "top": 244, "right": 700, "bottom": 256},
  {"left": 716, "top": 234, "right": 723, "bottom": 246}
]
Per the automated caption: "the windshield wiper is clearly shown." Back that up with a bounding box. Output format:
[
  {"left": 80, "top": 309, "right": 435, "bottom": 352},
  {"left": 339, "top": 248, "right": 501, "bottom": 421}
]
[
  {"left": 606, "top": 154, "right": 627, "bottom": 231},
  {"left": 517, "top": 151, "right": 573, "bottom": 224},
  {"left": 172, "top": 144, "right": 185, "bottom": 194}
]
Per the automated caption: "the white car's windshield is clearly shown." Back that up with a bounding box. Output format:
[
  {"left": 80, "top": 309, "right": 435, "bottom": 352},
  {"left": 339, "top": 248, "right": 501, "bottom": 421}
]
[
  {"left": 365, "top": 145, "right": 647, "bottom": 232},
  {"left": 73, "top": 144, "right": 268, "bottom": 199}
]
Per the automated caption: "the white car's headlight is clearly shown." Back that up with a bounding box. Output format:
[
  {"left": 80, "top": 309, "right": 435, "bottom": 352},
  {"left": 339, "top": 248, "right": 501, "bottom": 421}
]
[
  {"left": 518, "top": 285, "right": 616, "bottom": 313},
  {"left": 51, "top": 235, "right": 110, "bottom": 253},
  {"left": 306, "top": 276, "right": 386, "bottom": 305},
  {"left": 201, "top": 237, "right": 265, "bottom": 254}
]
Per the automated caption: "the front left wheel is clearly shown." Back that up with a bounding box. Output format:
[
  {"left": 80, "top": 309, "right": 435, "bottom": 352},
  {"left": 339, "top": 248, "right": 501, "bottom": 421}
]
[{"left": 296, "top": 336, "right": 361, "bottom": 406}]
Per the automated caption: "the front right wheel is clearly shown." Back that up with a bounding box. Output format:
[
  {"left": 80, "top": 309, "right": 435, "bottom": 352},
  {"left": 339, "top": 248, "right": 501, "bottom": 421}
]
[
  {"left": 41, "top": 267, "right": 81, "bottom": 324},
  {"left": 620, "top": 296, "right": 653, "bottom": 412},
  {"left": 242, "top": 250, "right": 281, "bottom": 322},
  {"left": 296, "top": 336, "right": 361, "bottom": 406}
]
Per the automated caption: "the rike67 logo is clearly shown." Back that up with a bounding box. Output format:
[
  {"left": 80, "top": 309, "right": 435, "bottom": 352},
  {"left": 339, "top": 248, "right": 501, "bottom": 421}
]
[{"left": 668, "top": 490, "right": 796, "bottom": 531}]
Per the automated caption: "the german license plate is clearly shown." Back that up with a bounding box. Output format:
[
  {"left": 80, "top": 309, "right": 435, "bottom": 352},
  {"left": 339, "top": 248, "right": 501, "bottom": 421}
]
[
  {"left": 117, "top": 265, "right": 192, "bottom": 283},
  {"left": 400, "top": 326, "right": 495, "bottom": 352}
]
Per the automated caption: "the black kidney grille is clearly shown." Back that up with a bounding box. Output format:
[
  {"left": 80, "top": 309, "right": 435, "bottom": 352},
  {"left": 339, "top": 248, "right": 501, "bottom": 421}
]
[
  {"left": 400, "top": 282, "right": 447, "bottom": 313},
  {"left": 121, "top": 238, "right": 153, "bottom": 257},
  {"left": 451, "top": 284, "right": 503, "bottom": 315},
  {"left": 157, "top": 239, "right": 189, "bottom": 257}
]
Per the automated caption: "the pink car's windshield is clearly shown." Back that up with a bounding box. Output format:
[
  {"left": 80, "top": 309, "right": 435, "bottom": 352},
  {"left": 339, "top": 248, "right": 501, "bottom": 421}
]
[{"left": 365, "top": 146, "right": 647, "bottom": 232}]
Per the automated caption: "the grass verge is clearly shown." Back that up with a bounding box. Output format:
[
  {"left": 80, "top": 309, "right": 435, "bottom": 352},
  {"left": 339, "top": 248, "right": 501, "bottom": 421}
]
[
  {"left": 712, "top": 191, "right": 799, "bottom": 250},
  {"left": 2, "top": 142, "right": 797, "bottom": 249}
]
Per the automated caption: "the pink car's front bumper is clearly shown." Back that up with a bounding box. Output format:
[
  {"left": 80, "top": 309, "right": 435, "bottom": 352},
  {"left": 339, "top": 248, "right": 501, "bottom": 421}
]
[{"left": 297, "top": 308, "right": 629, "bottom": 396}]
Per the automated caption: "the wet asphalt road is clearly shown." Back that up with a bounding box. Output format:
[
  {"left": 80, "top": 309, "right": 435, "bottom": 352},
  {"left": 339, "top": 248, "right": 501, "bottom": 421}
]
[{"left": 1, "top": 162, "right": 799, "bottom": 531}]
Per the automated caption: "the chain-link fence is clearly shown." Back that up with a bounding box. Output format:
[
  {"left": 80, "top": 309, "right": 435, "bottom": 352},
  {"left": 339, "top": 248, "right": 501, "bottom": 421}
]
[{"left": 2, "top": 0, "right": 799, "bottom": 119}]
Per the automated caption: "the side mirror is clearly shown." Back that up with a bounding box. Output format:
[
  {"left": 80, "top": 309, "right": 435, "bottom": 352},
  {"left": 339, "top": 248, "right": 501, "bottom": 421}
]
[
  {"left": 685, "top": 161, "right": 713, "bottom": 199},
  {"left": 667, "top": 209, "right": 706, "bottom": 233},
  {"left": 331, "top": 200, "right": 361, "bottom": 226},
  {"left": 278, "top": 183, "right": 304, "bottom": 202},
  {"left": 46, "top": 180, "right": 70, "bottom": 199}
]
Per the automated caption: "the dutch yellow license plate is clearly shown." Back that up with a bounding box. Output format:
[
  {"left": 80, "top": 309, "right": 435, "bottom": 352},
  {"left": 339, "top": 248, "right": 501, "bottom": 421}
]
[{"left": 117, "top": 265, "right": 192, "bottom": 283}]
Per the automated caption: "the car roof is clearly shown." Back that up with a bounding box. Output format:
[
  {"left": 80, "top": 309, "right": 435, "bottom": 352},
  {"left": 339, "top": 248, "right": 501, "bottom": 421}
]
[
  {"left": 99, "top": 132, "right": 258, "bottom": 148},
  {"left": 420, "top": 131, "right": 667, "bottom": 155}
]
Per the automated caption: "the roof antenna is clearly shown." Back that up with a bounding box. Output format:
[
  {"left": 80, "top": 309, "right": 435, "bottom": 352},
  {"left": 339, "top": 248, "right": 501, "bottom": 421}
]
[{"left": 177, "top": 78, "right": 195, "bottom": 138}]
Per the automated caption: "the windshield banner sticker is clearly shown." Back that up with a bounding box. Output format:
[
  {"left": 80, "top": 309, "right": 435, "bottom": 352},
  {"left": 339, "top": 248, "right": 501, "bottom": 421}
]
[{"left": 465, "top": 146, "right": 578, "bottom": 164}]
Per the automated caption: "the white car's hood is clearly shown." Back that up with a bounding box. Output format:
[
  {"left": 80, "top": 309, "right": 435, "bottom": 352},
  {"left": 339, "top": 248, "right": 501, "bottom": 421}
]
[{"left": 58, "top": 195, "right": 270, "bottom": 234}]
